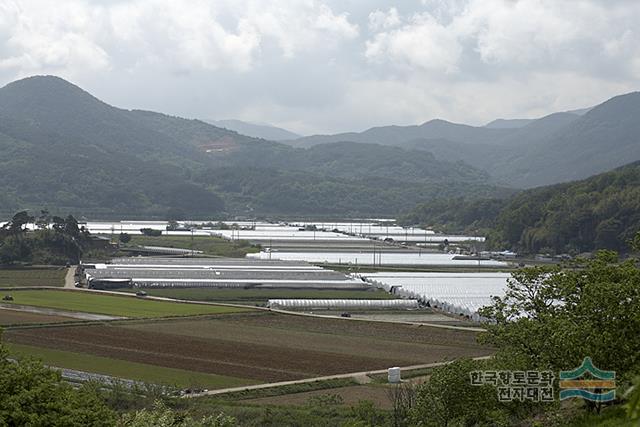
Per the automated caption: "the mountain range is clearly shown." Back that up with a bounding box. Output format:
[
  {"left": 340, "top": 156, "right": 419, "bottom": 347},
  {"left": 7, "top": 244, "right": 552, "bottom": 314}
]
[
  {"left": 288, "top": 95, "right": 638, "bottom": 188},
  {"left": 206, "top": 119, "right": 301, "bottom": 141},
  {"left": 0, "top": 76, "right": 501, "bottom": 218},
  {"left": 0, "top": 75, "right": 639, "bottom": 219}
]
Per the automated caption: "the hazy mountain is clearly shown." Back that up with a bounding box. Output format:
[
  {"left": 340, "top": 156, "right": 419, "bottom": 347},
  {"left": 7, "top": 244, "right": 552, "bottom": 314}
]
[
  {"left": 290, "top": 119, "right": 513, "bottom": 148},
  {"left": 484, "top": 118, "right": 534, "bottom": 129},
  {"left": 495, "top": 92, "right": 640, "bottom": 187},
  {"left": 208, "top": 119, "right": 301, "bottom": 141},
  {"left": 0, "top": 75, "right": 504, "bottom": 217},
  {"left": 290, "top": 93, "right": 640, "bottom": 189}
]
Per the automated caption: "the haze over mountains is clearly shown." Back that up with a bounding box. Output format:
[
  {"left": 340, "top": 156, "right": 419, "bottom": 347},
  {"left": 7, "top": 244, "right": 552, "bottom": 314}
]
[
  {"left": 0, "top": 75, "right": 638, "bottom": 218},
  {"left": 0, "top": 76, "right": 500, "bottom": 217},
  {"left": 289, "top": 95, "right": 638, "bottom": 188},
  {"left": 207, "top": 119, "right": 301, "bottom": 141}
]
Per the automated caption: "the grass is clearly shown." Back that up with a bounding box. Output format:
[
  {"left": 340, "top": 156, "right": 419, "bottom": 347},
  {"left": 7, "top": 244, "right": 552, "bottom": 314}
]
[
  {"left": 6, "top": 343, "right": 256, "bottom": 389},
  {"left": 0, "top": 267, "right": 66, "bottom": 287},
  {"left": 201, "top": 378, "right": 358, "bottom": 401},
  {"left": 125, "top": 235, "right": 260, "bottom": 257},
  {"left": 115, "top": 287, "right": 395, "bottom": 305},
  {"left": 1, "top": 289, "right": 252, "bottom": 318}
]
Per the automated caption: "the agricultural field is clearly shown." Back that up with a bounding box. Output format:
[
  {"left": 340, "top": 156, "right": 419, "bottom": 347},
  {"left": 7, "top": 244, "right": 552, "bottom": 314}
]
[
  {"left": 125, "top": 235, "right": 260, "bottom": 257},
  {"left": 0, "top": 290, "right": 252, "bottom": 318},
  {"left": 115, "top": 287, "right": 394, "bottom": 305},
  {"left": 6, "top": 343, "right": 254, "bottom": 389},
  {"left": 3, "top": 311, "right": 492, "bottom": 385},
  {"left": 243, "top": 385, "right": 393, "bottom": 409},
  {"left": 0, "top": 309, "right": 74, "bottom": 326},
  {"left": 0, "top": 268, "right": 66, "bottom": 287}
]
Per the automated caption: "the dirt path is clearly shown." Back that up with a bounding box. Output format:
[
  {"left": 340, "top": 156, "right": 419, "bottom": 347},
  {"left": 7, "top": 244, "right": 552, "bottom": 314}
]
[
  {"left": 186, "top": 356, "right": 491, "bottom": 398},
  {"left": 64, "top": 267, "right": 76, "bottom": 288},
  {"left": 0, "top": 303, "right": 125, "bottom": 321}
]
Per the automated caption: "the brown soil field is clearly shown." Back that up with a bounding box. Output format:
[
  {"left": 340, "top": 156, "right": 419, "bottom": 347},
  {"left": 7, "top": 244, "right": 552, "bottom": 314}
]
[
  {"left": 244, "top": 385, "right": 394, "bottom": 409},
  {"left": 0, "top": 309, "right": 73, "bottom": 325},
  {"left": 5, "top": 312, "right": 492, "bottom": 383}
]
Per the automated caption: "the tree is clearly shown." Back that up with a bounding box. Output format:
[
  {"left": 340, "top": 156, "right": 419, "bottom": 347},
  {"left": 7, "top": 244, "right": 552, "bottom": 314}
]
[
  {"left": 0, "top": 333, "right": 116, "bottom": 426},
  {"left": 120, "top": 400, "right": 236, "bottom": 427},
  {"left": 119, "top": 233, "right": 131, "bottom": 244},
  {"left": 479, "top": 251, "right": 640, "bottom": 377},
  {"left": 140, "top": 228, "right": 162, "bottom": 237},
  {"left": 410, "top": 359, "right": 503, "bottom": 427},
  {"left": 35, "top": 209, "right": 51, "bottom": 230},
  {"left": 1, "top": 210, "right": 34, "bottom": 236}
]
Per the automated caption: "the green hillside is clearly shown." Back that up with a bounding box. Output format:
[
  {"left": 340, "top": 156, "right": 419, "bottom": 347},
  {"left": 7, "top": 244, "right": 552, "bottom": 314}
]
[
  {"left": 401, "top": 162, "right": 640, "bottom": 254},
  {"left": 0, "top": 75, "right": 505, "bottom": 217}
]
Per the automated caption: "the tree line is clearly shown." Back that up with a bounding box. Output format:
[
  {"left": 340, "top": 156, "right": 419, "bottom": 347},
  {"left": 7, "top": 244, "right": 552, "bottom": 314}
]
[{"left": 401, "top": 161, "right": 640, "bottom": 254}]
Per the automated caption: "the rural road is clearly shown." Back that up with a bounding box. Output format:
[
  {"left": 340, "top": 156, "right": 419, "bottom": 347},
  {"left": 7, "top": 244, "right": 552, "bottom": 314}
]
[{"left": 186, "top": 356, "right": 492, "bottom": 398}]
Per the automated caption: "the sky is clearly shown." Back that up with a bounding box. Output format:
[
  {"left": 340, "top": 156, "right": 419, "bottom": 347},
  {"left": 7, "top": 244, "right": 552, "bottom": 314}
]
[{"left": 0, "top": 0, "right": 639, "bottom": 135}]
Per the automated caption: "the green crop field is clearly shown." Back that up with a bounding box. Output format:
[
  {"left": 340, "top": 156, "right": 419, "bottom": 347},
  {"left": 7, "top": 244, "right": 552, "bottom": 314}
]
[
  {"left": 1, "top": 290, "right": 252, "bottom": 318},
  {"left": 0, "top": 268, "right": 66, "bottom": 287},
  {"left": 125, "top": 235, "right": 260, "bottom": 257},
  {"left": 7, "top": 343, "right": 256, "bottom": 389},
  {"left": 115, "top": 287, "right": 395, "bottom": 304}
]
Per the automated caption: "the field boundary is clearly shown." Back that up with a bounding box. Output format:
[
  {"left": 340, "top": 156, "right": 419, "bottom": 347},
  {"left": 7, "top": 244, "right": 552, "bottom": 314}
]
[
  {"left": 0, "top": 286, "right": 485, "bottom": 332},
  {"left": 187, "top": 356, "right": 492, "bottom": 398}
]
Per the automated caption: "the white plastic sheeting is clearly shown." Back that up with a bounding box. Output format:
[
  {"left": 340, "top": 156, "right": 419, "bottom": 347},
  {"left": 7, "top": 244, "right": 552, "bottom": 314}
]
[
  {"left": 249, "top": 252, "right": 508, "bottom": 267},
  {"left": 267, "top": 298, "right": 419, "bottom": 310},
  {"left": 362, "top": 272, "right": 510, "bottom": 321}
]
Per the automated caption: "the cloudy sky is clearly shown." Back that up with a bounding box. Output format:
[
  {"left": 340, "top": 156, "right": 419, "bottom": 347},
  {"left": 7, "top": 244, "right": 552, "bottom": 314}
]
[{"left": 0, "top": 0, "right": 639, "bottom": 134}]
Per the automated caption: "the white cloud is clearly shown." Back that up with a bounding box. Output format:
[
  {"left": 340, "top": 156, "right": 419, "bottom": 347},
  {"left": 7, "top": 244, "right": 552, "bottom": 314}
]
[
  {"left": 368, "top": 8, "right": 400, "bottom": 31},
  {"left": 0, "top": 0, "right": 639, "bottom": 134},
  {"left": 366, "top": 12, "right": 462, "bottom": 73},
  {"left": 0, "top": 0, "right": 358, "bottom": 76}
]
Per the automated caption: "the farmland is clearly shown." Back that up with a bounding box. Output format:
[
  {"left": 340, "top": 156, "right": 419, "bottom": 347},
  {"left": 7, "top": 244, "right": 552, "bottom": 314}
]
[
  {"left": 0, "top": 290, "right": 252, "bottom": 318},
  {"left": 116, "top": 287, "right": 394, "bottom": 304},
  {"left": 6, "top": 343, "right": 255, "bottom": 389},
  {"left": 0, "top": 268, "right": 66, "bottom": 287},
  {"left": 126, "top": 235, "right": 260, "bottom": 257},
  {"left": 4, "top": 311, "right": 491, "bottom": 384},
  {"left": 0, "top": 309, "right": 74, "bottom": 326}
]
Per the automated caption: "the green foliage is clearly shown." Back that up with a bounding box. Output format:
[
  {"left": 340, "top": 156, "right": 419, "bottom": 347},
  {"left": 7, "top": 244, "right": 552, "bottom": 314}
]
[
  {"left": 139, "top": 228, "right": 162, "bottom": 237},
  {"left": 120, "top": 400, "right": 236, "bottom": 427},
  {"left": 201, "top": 167, "right": 505, "bottom": 216},
  {"left": 624, "top": 376, "right": 640, "bottom": 422},
  {"left": 0, "top": 211, "right": 88, "bottom": 264},
  {"left": 126, "top": 235, "right": 258, "bottom": 257},
  {"left": 410, "top": 359, "right": 505, "bottom": 427},
  {"left": 403, "top": 162, "right": 640, "bottom": 253},
  {"left": 399, "top": 197, "right": 505, "bottom": 233},
  {"left": 479, "top": 251, "right": 640, "bottom": 377},
  {"left": 119, "top": 233, "right": 131, "bottom": 244},
  {"left": 0, "top": 335, "right": 116, "bottom": 426}
]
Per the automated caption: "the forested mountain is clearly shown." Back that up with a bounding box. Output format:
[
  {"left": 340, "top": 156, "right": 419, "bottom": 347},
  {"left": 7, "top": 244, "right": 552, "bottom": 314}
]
[
  {"left": 291, "top": 94, "right": 640, "bottom": 188},
  {"left": 401, "top": 162, "right": 640, "bottom": 254},
  {"left": 207, "top": 119, "right": 301, "bottom": 141},
  {"left": 290, "top": 119, "right": 513, "bottom": 148},
  {"left": 0, "top": 75, "right": 503, "bottom": 217}
]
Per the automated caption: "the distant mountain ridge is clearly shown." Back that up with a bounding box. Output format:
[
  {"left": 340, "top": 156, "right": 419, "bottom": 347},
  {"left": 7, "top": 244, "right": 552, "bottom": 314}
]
[
  {"left": 289, "top": 93, "right": 640, "bottom": 188},
  {"left": 207, "top": 119, "right": 301, "bottom": 141},
  {"left": 0, "top": 75, "right": 503, "bottom": 217}
]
